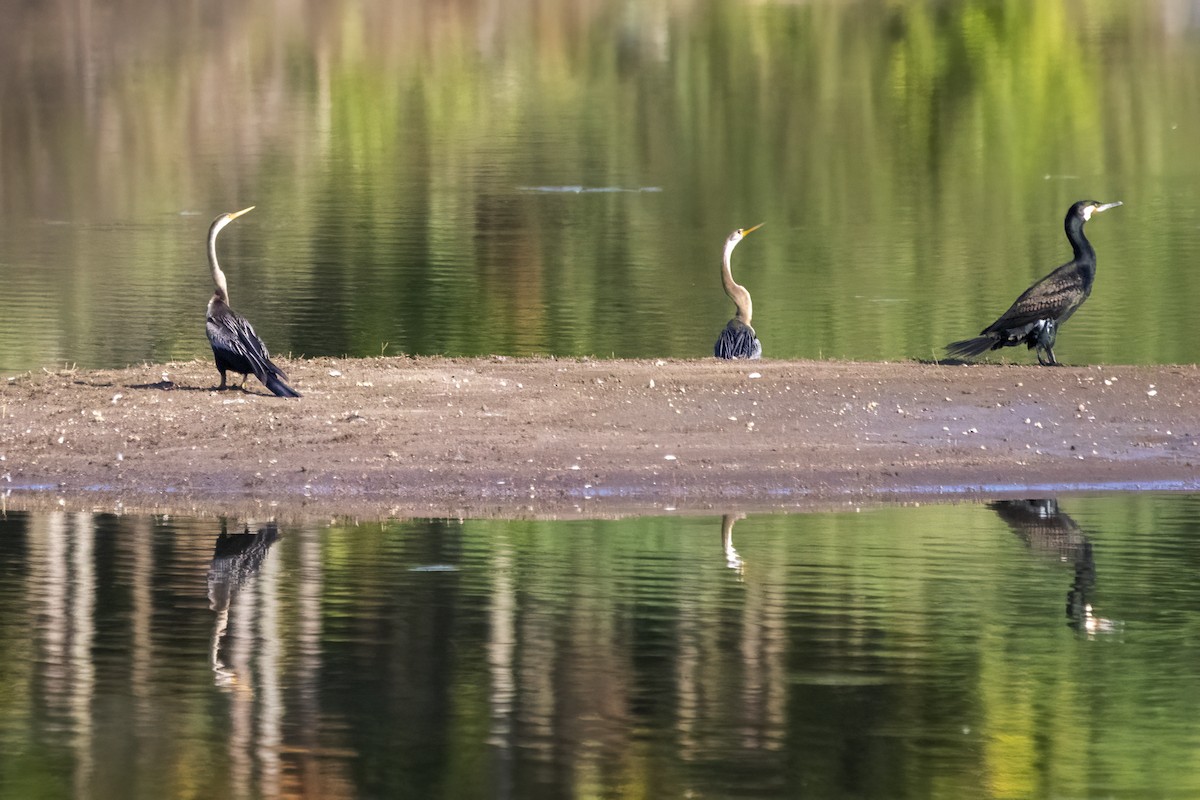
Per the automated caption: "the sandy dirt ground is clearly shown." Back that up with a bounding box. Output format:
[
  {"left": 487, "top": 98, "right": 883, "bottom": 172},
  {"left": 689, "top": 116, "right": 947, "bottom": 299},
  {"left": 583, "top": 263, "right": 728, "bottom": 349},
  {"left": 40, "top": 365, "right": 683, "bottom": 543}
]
[{"left": 2, "top": 356, "right": 1198, "bottom": 520}]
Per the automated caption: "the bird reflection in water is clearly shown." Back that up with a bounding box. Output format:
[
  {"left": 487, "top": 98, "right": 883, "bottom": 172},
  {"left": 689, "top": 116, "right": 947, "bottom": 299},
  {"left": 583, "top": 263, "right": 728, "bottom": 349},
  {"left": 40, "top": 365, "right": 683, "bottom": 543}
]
[
  {"left": 989, "top": 499, "right": 1118, "bottom": 635},
  {"left": 208, "top": 521, "right": 280, "bottom": 687},
  {"left": 721, "top": 514, "right": 745, "bottom": 576}
]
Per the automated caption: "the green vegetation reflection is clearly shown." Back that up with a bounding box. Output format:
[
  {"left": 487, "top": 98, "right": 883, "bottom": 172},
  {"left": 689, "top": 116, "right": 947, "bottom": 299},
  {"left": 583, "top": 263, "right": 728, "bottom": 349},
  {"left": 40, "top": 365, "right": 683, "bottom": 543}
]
[{"left": 5, "top": 497, "right": 1200, "bottom": 797}]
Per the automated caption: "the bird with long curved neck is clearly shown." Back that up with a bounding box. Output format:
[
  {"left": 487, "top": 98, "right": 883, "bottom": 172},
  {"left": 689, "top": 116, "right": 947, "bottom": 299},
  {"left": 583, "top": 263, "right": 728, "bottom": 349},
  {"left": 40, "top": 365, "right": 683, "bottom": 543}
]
[
  {"left": 205, "top": 207, "right": 300, "bottom": 397},
  {"left": 946, "top": 199, "right": 1121, "bottom": 366},
  {"left": 714, "top": 222, "right": 764, "bottom": 359}
]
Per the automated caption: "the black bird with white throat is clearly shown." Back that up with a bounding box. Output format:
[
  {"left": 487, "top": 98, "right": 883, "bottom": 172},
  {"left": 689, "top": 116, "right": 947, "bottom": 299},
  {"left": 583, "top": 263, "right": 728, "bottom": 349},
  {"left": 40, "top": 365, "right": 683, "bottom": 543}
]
[
  {"left": 946, "top": 200, "right": 1121, "bottom": 366},
  {"left": 205, "top": 207, "right": 300, "bottom": 397},
  {"left": 714, "top": 223, "right": 764, "bottom": 359}
]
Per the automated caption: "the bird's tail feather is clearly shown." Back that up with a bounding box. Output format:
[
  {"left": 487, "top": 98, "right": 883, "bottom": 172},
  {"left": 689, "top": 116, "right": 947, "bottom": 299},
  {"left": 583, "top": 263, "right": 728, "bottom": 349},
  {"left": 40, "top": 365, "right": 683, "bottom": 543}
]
[
  {"left": 945, "top": 335, "right": 996, "bottom": 360},
  {"left": 263, "top": 372, "right": 301, "bottom": 398}
]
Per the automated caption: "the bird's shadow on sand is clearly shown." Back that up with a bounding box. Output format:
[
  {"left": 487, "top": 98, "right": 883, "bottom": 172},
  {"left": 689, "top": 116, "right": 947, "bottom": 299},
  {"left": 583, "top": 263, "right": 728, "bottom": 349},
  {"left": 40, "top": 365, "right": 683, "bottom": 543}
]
[
  {"left": 915, "top": 358, "right": 1073, "bottom": 368},
  {"left": 918, "top": 357, "right": 973, "bottom": 366},
  {"left": 121, "top": 380, "right": 277, "bottom": 396}
]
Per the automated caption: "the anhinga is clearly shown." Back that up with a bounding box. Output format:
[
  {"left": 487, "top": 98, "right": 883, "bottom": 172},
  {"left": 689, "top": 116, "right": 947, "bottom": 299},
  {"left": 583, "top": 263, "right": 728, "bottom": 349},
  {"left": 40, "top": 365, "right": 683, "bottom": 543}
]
[
  {"left": 205, "top": 207, "right": 300, "bottom": 397},
  {"left": 714, "top": 223, "right": 764, "bottom": 359},
  {"left": 946, "top": 200, "right": 1121, "bottom": 365}
]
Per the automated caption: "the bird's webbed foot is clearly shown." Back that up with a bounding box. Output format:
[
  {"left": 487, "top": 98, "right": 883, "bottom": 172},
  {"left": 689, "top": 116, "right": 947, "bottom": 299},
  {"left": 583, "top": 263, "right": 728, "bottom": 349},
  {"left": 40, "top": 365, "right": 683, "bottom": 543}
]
[{"left": 1037, "top": 348, "right": 1060, "bottom": 366}]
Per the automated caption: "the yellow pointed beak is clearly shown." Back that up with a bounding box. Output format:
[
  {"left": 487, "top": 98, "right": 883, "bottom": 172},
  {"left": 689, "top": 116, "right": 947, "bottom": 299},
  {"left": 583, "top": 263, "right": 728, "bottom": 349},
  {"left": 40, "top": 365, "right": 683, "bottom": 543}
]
[
  {"left": 228, "top": 206, "right": 255, "bottom": 220},
  {"left": 742, "top": 222, "right": 765, "bottom": 235}
]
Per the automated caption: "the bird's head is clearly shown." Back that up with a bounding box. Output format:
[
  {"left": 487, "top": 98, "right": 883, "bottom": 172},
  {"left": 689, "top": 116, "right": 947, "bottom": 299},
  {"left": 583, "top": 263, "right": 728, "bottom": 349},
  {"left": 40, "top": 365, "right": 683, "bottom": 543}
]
[
  {"left": 209, "top": 205, "right": 255, "bottom": 238},
  {"left": 1074, "top": 200, "right": 1122, "bottom": 222},
  {"left": 726, "top": 222, "right": 764, "bottom": 247}
]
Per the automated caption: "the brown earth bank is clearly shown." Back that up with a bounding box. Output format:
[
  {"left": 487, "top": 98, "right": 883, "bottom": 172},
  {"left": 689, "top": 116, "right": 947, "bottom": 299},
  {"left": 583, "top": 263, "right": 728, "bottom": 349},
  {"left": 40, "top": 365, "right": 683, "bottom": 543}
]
[{"left": 1, "top": 356, "right": 1199, "bottom": 521}]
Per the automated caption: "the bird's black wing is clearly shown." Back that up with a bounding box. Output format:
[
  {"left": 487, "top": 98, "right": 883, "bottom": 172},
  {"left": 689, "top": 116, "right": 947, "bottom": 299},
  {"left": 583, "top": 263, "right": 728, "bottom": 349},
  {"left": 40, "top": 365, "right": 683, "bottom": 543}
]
[
  {"left": 207, "top": 306, "right": 300, "bottom": 397},
  {"left": 715, "top": 319, "right": 762, "bottom": 359},
  {"left": 207, "top": 309, "right": 283, "bottom": 379},
  {"left": 983, "top": 264, "right": 1087, "bottom": 335},
  {"left": 208, "top": 311, "right": 301, "bottom": 397}
]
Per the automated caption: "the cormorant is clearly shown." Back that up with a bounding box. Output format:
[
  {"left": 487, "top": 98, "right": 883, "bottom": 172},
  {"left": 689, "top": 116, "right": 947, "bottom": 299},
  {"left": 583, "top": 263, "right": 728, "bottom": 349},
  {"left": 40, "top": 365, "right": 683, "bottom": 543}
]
[
  {"left": 714, "top": 223, "right": 764, "bottom": 359},
  {"left": 205, "top": 207, "right": 300, "bottom": 397},
  {"left": 989, "top": 499, "right": 1114, "bottom": 634},
  {"left": 946, "top": 200, "right": 1121, "bottom": 365}
]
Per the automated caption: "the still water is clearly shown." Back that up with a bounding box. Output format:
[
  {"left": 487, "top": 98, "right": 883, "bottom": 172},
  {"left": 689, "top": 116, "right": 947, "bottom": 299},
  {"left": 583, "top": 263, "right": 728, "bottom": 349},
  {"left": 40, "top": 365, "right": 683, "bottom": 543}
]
[
  {"left": 3, "top": 496, "right": 1200, "bottom": 798},
  {"left": 3, "top": 0, "right": 1200, "bottom": 372}
]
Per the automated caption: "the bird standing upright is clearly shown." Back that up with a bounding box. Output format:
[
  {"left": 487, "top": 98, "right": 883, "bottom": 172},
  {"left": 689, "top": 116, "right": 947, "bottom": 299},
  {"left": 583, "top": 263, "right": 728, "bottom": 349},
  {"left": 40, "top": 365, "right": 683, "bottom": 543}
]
[
  {"left": 946, "top": 200, "right": 1121, "bottom": 366},
  {"left": 204, "top": 207, "right": 300, "bottom": 397},
  {"left": 714, "top": 223, "right": 765, "bottom": 359}
]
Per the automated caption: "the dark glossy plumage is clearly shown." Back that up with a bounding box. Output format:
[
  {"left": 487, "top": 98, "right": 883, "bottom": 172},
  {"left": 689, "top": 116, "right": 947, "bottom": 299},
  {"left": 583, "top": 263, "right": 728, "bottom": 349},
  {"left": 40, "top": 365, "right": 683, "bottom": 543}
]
[
  {"left": 207, "top": 299, "right": 300, "bottom": 397},
  {"left": 947, "top": 199, "right": 1121, "bottom": 366},
  {"left": 714, "top": 318, "right": 761, "bottom": 359},
  {"left": 203, "top": 207, "right": 300, "bottom": 397}
]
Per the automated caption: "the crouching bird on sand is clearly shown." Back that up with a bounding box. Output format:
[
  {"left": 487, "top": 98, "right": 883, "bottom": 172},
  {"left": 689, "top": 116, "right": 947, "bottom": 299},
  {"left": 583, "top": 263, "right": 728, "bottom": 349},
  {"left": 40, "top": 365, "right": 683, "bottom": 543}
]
[
  {"left": 946, "top": 199, "right": 1121, "bottom": 366},
  {"left": 204, "top": 207, "right": 300, "bottom": 397},
  {"left": 714, "top": 223, "right": 765, "bottom": 360}
]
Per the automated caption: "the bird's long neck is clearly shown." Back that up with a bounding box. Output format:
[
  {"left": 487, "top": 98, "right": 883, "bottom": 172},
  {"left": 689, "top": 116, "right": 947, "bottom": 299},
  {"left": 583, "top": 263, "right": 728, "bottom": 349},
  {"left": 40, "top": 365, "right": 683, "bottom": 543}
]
[
  {"left": 208, "top": 227, "right": 230, "bottom": 305},
  {"left": 721, "top": 239, "right": 752, "bottom": 325},
  {"left": 1064, "top": 214, "right": 1096, "bottom": 273}
]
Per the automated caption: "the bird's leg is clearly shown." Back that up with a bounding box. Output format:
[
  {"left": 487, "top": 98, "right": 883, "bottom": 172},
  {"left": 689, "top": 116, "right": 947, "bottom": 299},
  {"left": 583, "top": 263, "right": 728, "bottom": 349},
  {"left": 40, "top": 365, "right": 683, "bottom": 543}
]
[
  {"left": 217, "top": 370, "right": 228, "bottom": 390},
  {"left": 1034, "top": 319, "right": 1059, "bottom": 366},
  {"left": 1044, "top": 322, "right": 1059, "bottom": 365},
  {"left": 239, "top": 374, "right": 250, "bottom": 392}
]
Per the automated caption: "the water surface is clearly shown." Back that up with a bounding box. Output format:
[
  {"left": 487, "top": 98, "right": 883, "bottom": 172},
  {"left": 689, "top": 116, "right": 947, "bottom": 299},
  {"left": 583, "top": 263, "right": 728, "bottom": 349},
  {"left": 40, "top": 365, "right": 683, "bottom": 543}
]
[
  {"left": 3, "top": 495, "right": 1200, "bottom": 798},
  {"left": 2, "top": 0, "right": 1200, "bottom": 371}
]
